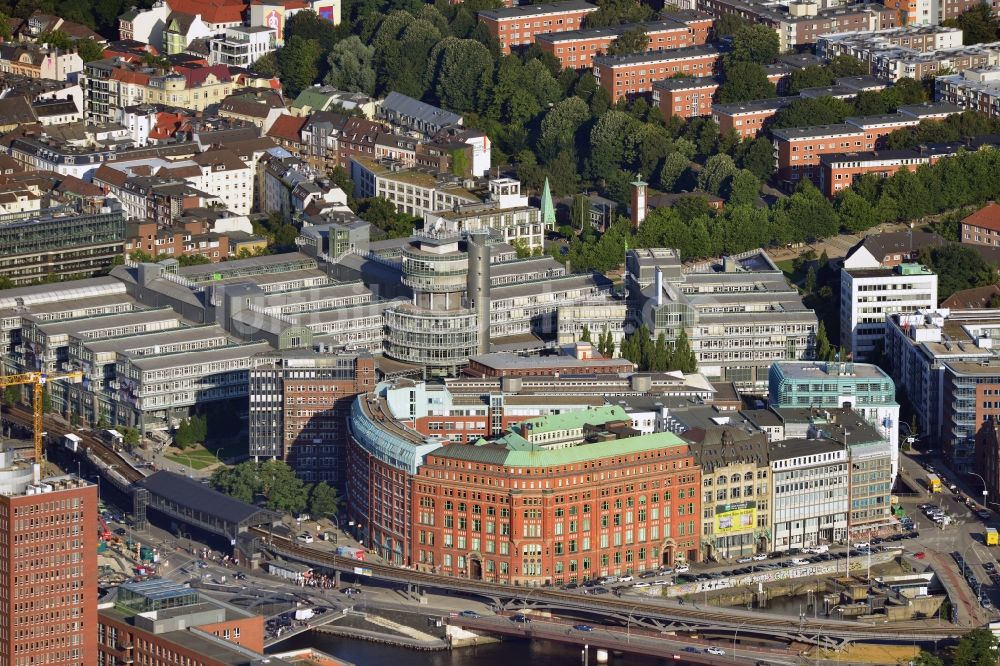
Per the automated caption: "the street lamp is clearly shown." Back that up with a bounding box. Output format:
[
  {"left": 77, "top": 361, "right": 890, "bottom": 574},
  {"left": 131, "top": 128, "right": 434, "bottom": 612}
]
[
  {"left": 627, "top": 605, "right": 639, "bottom": 644},
  {"left": 732, "top": 619, "right": 748, "bottom": 662},
  {"left": 969, "top": 471, "right": 989, "bottom": 510}
]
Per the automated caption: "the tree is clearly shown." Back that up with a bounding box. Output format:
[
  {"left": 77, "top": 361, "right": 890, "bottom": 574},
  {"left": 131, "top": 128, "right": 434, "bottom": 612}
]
[
  {"left": 3, "top": 385, "right": 18, "bottom": 408},
  {"left": 250, "top": 52, "right": 278, "bottom": 77},
  {"left": 657, "top": 151, "right": 690, "bottom": 192},
  {"left": 913, "top": 651, "right": 943, "bottom": 666},
  {"left": 670, "top": 328, "right": 697, "bottom": 373},
  {"left": 357, "top": 197, "right": 419, "bottom": 238},
  {"left": 714, "top": 13, "right": 746, "bottom": 36},
  {"left": 75, "top": 38, "right": 105, "bottom": 63},
  {"left": 728, "top": 24, "right": 779, "bottom": 65},
  {"left": 919, "top": 243, "right": 998, "bottom": 300},
  {"left": 716, "top": 61, "right": 776, "bottom": 103},
  {"left": 0, "top": 11, "right": 11, "bottom": 41},
  {"left": 815, "top": 321, "right": 833, "bottom": 362},
  {"left": 698, "top": 154, "right": 738, "bottom": 196},
  {"left": 277, "top": 36, "right": 323, "bottom": 97},
  {"left": 580, "top": 325, "right": 592, "bottom": 342},
  {"left": 427, "top": 38, "right": 494, "bottom": 112},
  {"left": 953, "top": 627, "right": 999, "bottom": 666},
  {"left": 607, "top": 27, "right": 649, "bottom": 56},
  {"left": 259, "top": 459, "right": 310, "bottom": 514},
  {"left": 726, "top": 169, "right": 760, "bottom": 207},
  {"left": 37, "top": 30, "right": 72, "bottom": 51},
  {"left": 584, "top": 0, "right": 654, "bottom": 28},
  {"left": 324, "top": 36, "right": 376, "bottom": 95},
  {"left": 122, "top": 427, "right": 140, "bottom": 448},
  {"left": 788, "top": 65, "right": 834, "bottom": 95},
  {"left": 943, "top": 4, "right": 1000, "bottom": 44},
  {"left": 174, "top": 415, "right": 207, "bottom": 449},
  {"left": 741, "top": 137, "right": 775, "bottom": 181},
  {"left": 829, "top": 55, "right": 866, "bottom": 78},
  {"left": 570, "top": 194, "right": 589, "bottom": 230},
  {"left": 538, "top": 96, "right": 589, "bottom": 163},
  {"left": 770, "top": 97, "right": 853, "bottom": 130},
  {"left": 836, "top": 189, "right": 877, "bottom": 233},
  {"left": 308, "top": 481, "right": 341, "bottom": 519}
]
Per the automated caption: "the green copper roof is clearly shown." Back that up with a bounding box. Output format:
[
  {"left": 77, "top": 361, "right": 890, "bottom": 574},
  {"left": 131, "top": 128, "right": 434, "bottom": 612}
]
[
  {"left": 516, "top": 405, "right": 629, "bottom": 435},
  {"left": 540, "top": 177, "right": 555, "bottom": 225},
  {"left": 442, "top": 429, "right": 688, "bottom": 467},
  {"left": 291, "top": 88, "right": 333, "bottom": 111}
]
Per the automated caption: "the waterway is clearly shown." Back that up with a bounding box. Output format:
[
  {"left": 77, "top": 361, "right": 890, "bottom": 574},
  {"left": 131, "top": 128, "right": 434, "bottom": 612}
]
[{"left": 272, "top": 632, "right": 678, "bottom": 665}]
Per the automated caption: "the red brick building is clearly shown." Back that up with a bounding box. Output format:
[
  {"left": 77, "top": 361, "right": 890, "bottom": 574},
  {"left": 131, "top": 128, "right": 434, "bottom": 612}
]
[
  {"left": 962, "top": 202, "right": 1000, "bottom": 248},
  {"left": 652, "top": 76, "right": 718, "bottom": 120},
  {"left": 712, "top": 98, "right": 789, "bottom": 140},
  {"left": 536, "top": 18, "right": 710, "bottom": 70},
  {"left": 0, "top": 474, "right": 97, "bottom": 666},
  {"left": 478, "top": 0, "right": 599, "bottom": 54},
  {"left": 593, "top": 44, "right": 723, "bottom": 102},
  {"left": 410, "top": 406, "right": 701, "bottom": 584},
  {"left": 844, "top": 114, "right": 921, "bottom": 151},
  {"left": 771, "top": 124, "right": 865, "bottom": 186}
]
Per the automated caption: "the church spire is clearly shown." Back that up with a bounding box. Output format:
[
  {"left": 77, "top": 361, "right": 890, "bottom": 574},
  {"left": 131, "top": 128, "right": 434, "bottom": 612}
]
[{"left": 540, "top": 177, "right": 555, "bottom": 226}]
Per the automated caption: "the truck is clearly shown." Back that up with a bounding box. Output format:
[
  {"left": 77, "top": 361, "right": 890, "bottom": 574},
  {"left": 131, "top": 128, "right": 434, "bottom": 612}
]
[
  {"left": 987, "top": 528, "right": 998, "bottom": 546},
  {"left": 928, "top": 473, "right": 942, "bottom": 493},
  {"left": 64, "top": 433, "right": 82, "bottom": 452}
]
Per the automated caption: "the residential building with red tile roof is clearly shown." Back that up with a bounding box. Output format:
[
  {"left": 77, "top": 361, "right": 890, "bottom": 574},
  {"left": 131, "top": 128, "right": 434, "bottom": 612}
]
[
  {"left": 962, "top": 202, "right": 1000, "bottom": 247},
  {"left": 267, "top": 114, "right": 307, "bottom": 150}
]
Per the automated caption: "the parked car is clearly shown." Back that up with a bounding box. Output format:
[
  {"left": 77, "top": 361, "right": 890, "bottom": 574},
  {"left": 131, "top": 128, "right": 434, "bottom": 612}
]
[
  {"left": 752, "top": 554, "right": 767, "bottom": 561},
  {"left": 459, "top": 610, "right": 480, "bottom": 618},
  {"left": 511, "top": 614, "right": 530, "bottom": 623},
  {"left": 618, "top": 575, "right": 633, "bottom": 583},
  {"left": 978, "top": 509, "right": 993, "bottom": 520},
  {"left": 913, "top": 552, "right": 926, "bottom": 560},
  {"left": 736, "top": 556, "right": 753, "bottom": 564},
  {"left": 573, "top": 624, "right": 594, "bottom": 632},
  {"left": 297, "top": 533, "right": 314, "bottom": 544},
  {"left": 706, "top": 647, "right": 726, "bottom": 655},
  {"left": 675, "top": 564, "right": 690, "bottom": 573}
]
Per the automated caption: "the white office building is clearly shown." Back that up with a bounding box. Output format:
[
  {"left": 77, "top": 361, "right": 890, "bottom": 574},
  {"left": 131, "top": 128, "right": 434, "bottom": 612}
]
[
  {"left": 208, "top": 26, "right": 277, "bottom": 68},
  {"left": 770, "top": 438, "right": 849, "bottom": 551},
  {"left": 840, "top": 263, "right": 938, "bottom": 361}
]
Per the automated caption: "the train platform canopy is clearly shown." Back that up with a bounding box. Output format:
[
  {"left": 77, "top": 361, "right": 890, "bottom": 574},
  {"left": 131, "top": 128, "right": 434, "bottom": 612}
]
[{"left": 135, "top": 471, "right": 279, "bottom": 540}]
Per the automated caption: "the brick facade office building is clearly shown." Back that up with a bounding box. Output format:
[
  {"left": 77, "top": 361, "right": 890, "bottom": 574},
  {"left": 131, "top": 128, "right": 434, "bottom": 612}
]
[
  {"left": 593, "top": 44, "right": 723, "bottom": 102},
  {"left": 410, "top": 407, "right": 702, "bottom": 585},
  {"left": 478, "top": 0, "right": 599, "bottom": 54},
  {"left": 0, "top": 469, "right": 98, "bottom": 666}
]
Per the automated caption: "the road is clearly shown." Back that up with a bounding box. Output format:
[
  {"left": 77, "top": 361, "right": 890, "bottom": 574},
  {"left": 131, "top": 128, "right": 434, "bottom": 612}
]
[{"left": 894, "top": 448, "right": 998, "bottom": 627}]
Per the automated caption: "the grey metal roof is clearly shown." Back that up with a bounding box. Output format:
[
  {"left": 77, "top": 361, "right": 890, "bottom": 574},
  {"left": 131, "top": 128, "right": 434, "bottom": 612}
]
[
  {"left": 137, "top": 471, "right": 273, "bottom": 525},
  {"left": 380, "top": 92, "right": 461, "bottom": 129}
]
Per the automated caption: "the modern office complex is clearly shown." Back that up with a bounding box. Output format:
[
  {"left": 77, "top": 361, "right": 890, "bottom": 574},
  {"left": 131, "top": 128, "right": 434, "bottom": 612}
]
[
  {"left": 628, "top": 248, "right": 818, "bottom": 387},
  {"left": 768, "top": 361, "right": 900, "bottom": 478}
]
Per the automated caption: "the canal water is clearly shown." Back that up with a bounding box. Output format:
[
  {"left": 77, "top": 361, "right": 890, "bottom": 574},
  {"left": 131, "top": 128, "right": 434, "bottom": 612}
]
[{"left": 271, "top": 632, "right": 681, "bottom": 665}]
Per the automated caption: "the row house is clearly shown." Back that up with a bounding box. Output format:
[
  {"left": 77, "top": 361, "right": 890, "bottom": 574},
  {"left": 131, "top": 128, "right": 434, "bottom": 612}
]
[
  {"left": 771, "top": 124, "right": 866, "bottom": 186},
  {"left": 593, "top": 44, "right": 723, "bottom": 102},
  {"left": 652, "top": 76, "right": 718, "bottom": 121},
  {"left": 936, "top": 68, "right": 1000, "bottom": 119},
  {"left": 535, "top": 18, "right": 709, "bottom": 70},
  {"left": 478, "top": 0, "right": 599, "bottom": 54}
]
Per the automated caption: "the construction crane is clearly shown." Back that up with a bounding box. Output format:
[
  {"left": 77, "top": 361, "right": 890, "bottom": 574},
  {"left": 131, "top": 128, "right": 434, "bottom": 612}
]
[{"left": 0, "top": 371, "right": 83, "bottom": 472}]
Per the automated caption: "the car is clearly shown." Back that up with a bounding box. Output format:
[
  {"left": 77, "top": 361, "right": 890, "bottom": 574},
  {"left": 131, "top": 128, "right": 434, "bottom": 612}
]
[
  {"left": 682, "top": 647, "right": 700, "bottom": 653},
  {"left": 736, "top": 556, "right": 753, "bottom": 564},
  {"left": 791, "top": 558, "right": 810, "bottom": 566},
  {"left": 618, "top": 575, "right": 633, "bottom": 582},
  {"left": 752, "top": 554, "right": 767, "bottom": 561},
  {"left": 674, "top": 564, "right": 690, "bottom": 573},
  {"left": 658, "top": 566, "right": 675, "bottom": 575},
  {"left": 591, "top": 587, "right": 610, "bottom": 595},
  {"left": 196, "top": 561, "right": 209, "bottom": 569},
  {"left": 696, "top": 573, "right": 711, "bottom": 581},
  {"left": 913, "top": 552, "right": 926, "bottom": 559},
  {"left": 234, "top": 572, "right": 247, "bottom": 580},
  {"left": 633, "top": 581, "right": 651, "bottom": 588},
  {"left": 705, "top": 647, "right": 726, "bottom": 656},
  {"left": 296, "top": 533, "right": 314, "bottom": 544},
  {"left": 640, "top": 571, "right": 658, "bottom": 579},
  {"left": 979, "top": 510, "right": 993, "bottom": 520},
  {"left": 341, "top": 587, "right": 361, "bottom": 595},
  {"left": 459, "top": 610, "right": 480, "bottom": 618},
  {"left": 852, "top": 542, "right": 870, "bottom": 550},
  {"left": 983, "top": 598, "right": 994, "bottom": 610},
  {"left": 573, "top": 624, "right": 594, "bottom": 632},
  {"left": 511, "top": 614, "right": 530, "bottom": 623},
  {"left": 985, "top": 562, "right": 996, "bottom": 573},
  {"left": 114, "top": 528, "right": 127, "bottom": 536},
  {"left": 564, "top": 582, "right": 579, "bottom": 590}
]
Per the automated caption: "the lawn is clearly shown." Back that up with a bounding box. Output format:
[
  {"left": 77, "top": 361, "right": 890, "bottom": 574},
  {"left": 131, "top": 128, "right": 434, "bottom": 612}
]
[
  {"left": 164, "top": 445, "right": 222, "bottom": 470},
  {"left": 775, "top": 258, "right": 797, "bottom": 285}
]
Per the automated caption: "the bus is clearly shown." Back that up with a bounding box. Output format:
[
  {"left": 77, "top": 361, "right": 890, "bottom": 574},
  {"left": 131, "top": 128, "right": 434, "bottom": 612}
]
[{"left": 928, "top": 473, "right": 942, "bottom": 493}]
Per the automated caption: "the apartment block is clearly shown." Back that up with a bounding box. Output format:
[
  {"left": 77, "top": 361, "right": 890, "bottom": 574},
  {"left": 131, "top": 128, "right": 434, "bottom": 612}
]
[
  {"left": 207, "top": 26, "right": 277, "bottom": 68},
  {"left": 593, "top": 44, "right": 723, "bottom": 102},
  {"left": 350, "top": 156, "right": 481, "bottom": 218},
  {"left": 652, "top": 76, "right": 718, "bottom": 120},
  {"left": 478, "top": 0, "right": 599, "bottom": 54},
  {"left": 817, "top": 26, "right": 964, "bottom": 60},
  {"left": 840, "top": 263, "right": 938, "bottom": 361},
  {"left": 711, "top": 98, "right": 789, "bottom": 140},
  {"left": 535, "top": 18, "right": 709, "bottom": 70},
  {"left": 697, "top": 0, "right": 895, "bottom": 51},
  {"left": 818, "top": 133, "right": 995, "bottom": 198},
  {"left": 844, "top": 113, "right": 921, "bottom": 151},
  {"left": 944, "top": 360, "right": 1000, "bottom": 471},
  {"left": 0, "top": 43, "right": 83, "bottom": 80},
  {"left": 772, "top": 124, "right": 866, "bottom": 186},
  {"left": 819, "top": 31, "right": 1000, "bottom": 81},
  {"left": 936, "top": 68, "right": 1000, "bottom": 119},
  {"left": 962, "top": 203, "right": 1000, "bottom": 247}
]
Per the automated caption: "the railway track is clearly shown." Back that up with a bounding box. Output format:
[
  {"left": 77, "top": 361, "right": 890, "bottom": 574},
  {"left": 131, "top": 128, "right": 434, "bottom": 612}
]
[
  {"left": 1, "top": 406, "right": 144, "bottom": 483},
  {"left": 249, "top": 528, "right": 961, "bottom": 642}
]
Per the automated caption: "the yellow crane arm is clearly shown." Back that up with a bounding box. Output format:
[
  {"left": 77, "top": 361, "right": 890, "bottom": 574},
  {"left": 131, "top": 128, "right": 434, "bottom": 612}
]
[{"left": 0, "top": 371, "right": 83, "bottom": 464}]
